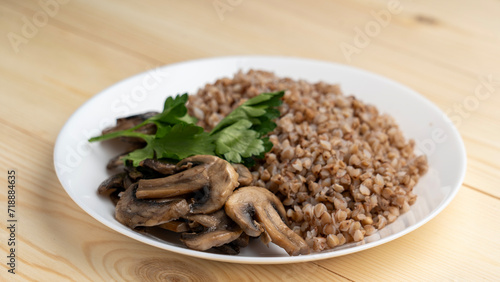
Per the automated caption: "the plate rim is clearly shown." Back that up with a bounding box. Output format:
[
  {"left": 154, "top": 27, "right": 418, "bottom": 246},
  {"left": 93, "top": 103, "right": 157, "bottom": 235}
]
[{"left": 53, "top": 55, "right": 467, "bottom": 264}]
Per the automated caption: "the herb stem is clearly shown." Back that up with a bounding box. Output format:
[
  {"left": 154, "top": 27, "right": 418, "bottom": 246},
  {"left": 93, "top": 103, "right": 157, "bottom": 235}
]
[{"left": 88, "top": 129, "right": 148, "bottom": 142}]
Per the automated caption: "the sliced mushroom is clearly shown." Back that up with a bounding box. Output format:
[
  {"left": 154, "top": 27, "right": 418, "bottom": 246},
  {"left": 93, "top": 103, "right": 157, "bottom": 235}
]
[
  {"left": 180, "top": 229, "right": 243, "bottom": 251},
  {"left": 122, "top": 174, "right": 134, "bottom": 191},
  {"left": 180, "top": 209, "right": 245, "bottom": 253},
  {"left": 212, "top": 232, "right": 250, "bottom": 255},
  {"left": 212, "top": 244, "right": 240, "bottom": 255},
  {"left": 136, "top": 155, "right": 239, "bottom": 214},
  {"left": 139, "top": 159, "right": 178, "bottom": 175},
  {"left": 186, "top": 209, "right": 229, "bottom": 229},
  {"left": 98, "top": 172, "right": 129, "bottom": 206},
  {"left": 109, "top": 191, "right": 122, "bottom": 206},
  {"left": 232, "top": 164, "right": 253, "bottom": 186},
  {"left": 225, "top": 186, "right": 310, "bottom": 256},
  {"left": 178, "top": 155, "right": 239, "bottom": 214},
  {"left": 115, "top": 183, "right": 190, "bottom": 228},
  {"left": 98, "top": 172, "right": 126, "bottom": 196},
  {"left": 124, "top": 166, "right": 143, "bottom": 181},
  {"left": 135, "top": 165, "right": 209, "bottom": 199},
  {"left": 232, "top": 232, "right": 250, "bottom": 248},
  {"left": 157, "top": 220, "right": 190, "bottom": 233}
]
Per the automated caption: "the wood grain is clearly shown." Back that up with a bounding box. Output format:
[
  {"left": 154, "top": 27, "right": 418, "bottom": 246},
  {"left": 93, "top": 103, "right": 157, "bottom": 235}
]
[{"left": 1, "top": 0, "right": 499, "bottom": 280}]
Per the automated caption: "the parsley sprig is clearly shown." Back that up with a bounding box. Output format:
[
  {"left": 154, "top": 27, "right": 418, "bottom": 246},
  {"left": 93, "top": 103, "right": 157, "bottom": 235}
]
[{"left": 88, "top": 91, "right": 284, "bottom": 166}]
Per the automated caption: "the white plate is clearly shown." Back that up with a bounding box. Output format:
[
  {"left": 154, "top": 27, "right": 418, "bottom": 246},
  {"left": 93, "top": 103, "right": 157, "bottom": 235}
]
[{"left": 53, "top": 56, "right": 466, "bottom": 264}]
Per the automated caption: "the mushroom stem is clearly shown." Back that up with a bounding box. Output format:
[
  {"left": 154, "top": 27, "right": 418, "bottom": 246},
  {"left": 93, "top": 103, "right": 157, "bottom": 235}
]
[
  {"left": 136, "top": 165, "right": 209, "bottom": 199},
  {"left": 136, "top": 155, "right": 239, "bottom": 215},
  {"left": 225, "top": 186, "right": 310, "bottom": 256},
  {"left": 186, "top": 210, "right": 229, "bottom": 229},
  {"left": 257, "top": 205, "right": 309, "bottom": 256}
]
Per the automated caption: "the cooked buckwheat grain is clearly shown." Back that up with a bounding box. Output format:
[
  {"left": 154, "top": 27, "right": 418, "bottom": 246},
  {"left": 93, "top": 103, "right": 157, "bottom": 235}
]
[{"left": 187, "top": 70, "right": 428, "bottom": 251}]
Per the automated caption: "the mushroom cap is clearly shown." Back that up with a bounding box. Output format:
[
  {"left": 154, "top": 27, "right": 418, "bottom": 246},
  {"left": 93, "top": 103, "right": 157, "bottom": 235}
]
[
  {"left": 98, "top": 172, "right": 126, "bottom": 196},
  {"left": 181, "top": 209, "right": 244, "bottom": 253},
  {"left": 225, "top": 186, "right": 310, "bottom": 256},
  {"left": 115, "top": 183, "right": 190, "bottom": 228},
  {"left": 225, "top": 186, "right": 287, "bottom": 237},
  {"left": 231, "top": 164, "right": 253, "bottom": 186},
  {"left": 188, "top": 155, "right": 239, "bottom": 214},
  {"left": 159, "top": 155, "right": 240, "bottom": 214}
]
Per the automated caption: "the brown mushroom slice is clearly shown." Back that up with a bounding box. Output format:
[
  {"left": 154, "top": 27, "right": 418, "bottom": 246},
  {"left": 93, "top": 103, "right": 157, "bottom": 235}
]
[
  {"left": 225, "top": 186, "right": 310, "bottom": 256},
  {"left": 137, "top": 155, "right": 239, "bottom": 214},
  {"left": 136, "top": 165, "right": 209, "bottom": 199},
  {"left": 233, "top": 232, "right": 250, "bottom": 248},
  {"left": 213, "top": 232, "right": 249, "bottom": 255},
  {"left": 124, "top": 166, "right": 143, "bottom": 181},
  {"left": 115, "top": 183, "right": 190, "bottom": 228},
  {"left": 213, "top": 244, "right": 240, "bottom": 255},
  {"left": 139, "top": 159, "right": 178, "bottom": 175},
  {"left": 157, "top": 220, "right": 190, "bottom": 233},
  {"left": 180, "top": 229, "right": 243, "bottom": 251},
  {"left": 186, "top": 214, "right": 219, "bottom": 229},
  {"left": 185, "top": 209, "right": 229, "bottom": 229},
  {"left": 232, "top": 164, "right": 253, "bottom": 186},
  {"left": 98, "top": 172, "right": 126, "bottom": 196},
  {"left": 98, "top": 172, "right": 128, "bottom": 206},
  {"left": 177, "top": 155, "right": 239, "bottom": 214},
  {"left": 122, "top": 174, "right": 134, "bottom": 190}
]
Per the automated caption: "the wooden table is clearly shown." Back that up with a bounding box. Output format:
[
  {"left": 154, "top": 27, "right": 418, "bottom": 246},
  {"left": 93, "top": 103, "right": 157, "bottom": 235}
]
[{"left": 1, "top": 0, "right": 499, "bottom": 280}]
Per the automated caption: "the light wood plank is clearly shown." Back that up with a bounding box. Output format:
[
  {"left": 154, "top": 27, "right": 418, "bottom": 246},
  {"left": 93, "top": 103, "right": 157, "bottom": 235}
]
[{"left": 0, "top": 4, "right": 155, "bottom": 142}]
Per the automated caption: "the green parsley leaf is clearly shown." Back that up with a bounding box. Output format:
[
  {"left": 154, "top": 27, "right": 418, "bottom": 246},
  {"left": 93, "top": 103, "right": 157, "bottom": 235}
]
[
  {"left": 213, "top": 120, "right": 266, "bottom": 163},
  {"left": 148, "top": 93, "right": 197, "bottom": 126},
  {"left": 210, "top": 91, "right": 284, "bottom": 136},
  {"left": 89, "top": 91, "right": 284, "bottom": 167},
  {"left": 87, "top": 93, "right": 195, "bottom": 143},
  {"left": 209, "top": 91, "right": 284, "bottom": 163},
  {"left": 123, "top": 123, "right": 214, "bottom": 166}
]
